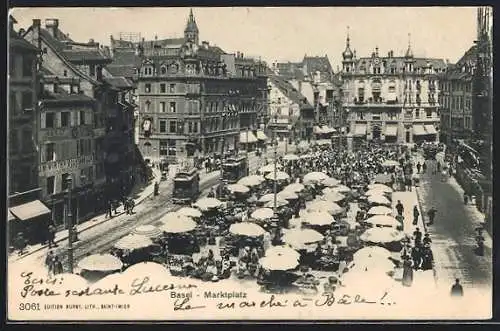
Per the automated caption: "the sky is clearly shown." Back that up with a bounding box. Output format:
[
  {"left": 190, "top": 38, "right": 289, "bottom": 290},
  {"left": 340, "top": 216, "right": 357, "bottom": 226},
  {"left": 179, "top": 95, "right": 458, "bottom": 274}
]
[{"left": 11, "top": 7, "right": 479, "bottom": 69}]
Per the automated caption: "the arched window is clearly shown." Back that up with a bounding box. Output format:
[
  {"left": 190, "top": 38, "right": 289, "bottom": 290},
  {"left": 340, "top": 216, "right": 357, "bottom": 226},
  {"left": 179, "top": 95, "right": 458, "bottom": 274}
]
[{"left": 160, "top": 66, "right": 167, "bottom": 75}]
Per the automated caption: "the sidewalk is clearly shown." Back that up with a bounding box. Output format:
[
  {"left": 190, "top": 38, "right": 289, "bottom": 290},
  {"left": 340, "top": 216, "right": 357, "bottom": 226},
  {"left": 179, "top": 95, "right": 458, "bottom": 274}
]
[
  {"left": 392, "top": 189, "right": 426, "bottom": 237},
  {"left": 9, "top": 167, "right": 221, "bottom": 262}
]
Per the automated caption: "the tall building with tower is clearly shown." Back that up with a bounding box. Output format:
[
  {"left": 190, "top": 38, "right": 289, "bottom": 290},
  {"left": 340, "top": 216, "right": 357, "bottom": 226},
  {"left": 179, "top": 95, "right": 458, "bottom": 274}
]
[
  {"left": 340, "top": 29, "right": 446, "bottom": 146},
  {"left": 110, "top": 9, "right": 268, "bottom": 165}
]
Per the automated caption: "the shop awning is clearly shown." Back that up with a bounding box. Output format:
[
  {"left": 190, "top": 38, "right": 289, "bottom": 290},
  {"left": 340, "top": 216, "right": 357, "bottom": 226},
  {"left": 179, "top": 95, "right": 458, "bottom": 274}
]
[
  {"left": 412, "top": 125, "right": 427, "bottom": 136},
  {"left": 10, "top": 200, "right": 51, "bottom": 221},
  {"left": 354, "top": 124, "right": 367, "bottom": 136},
  {"left": 240, "top": 131, "right": 258, "bottom": 144},
  {"left": 384, "top": 125, "right": 398, "bottom": 136},
  {"left": 256, "top": 130, "right": 268, "bottom": 141},
  {"left": 424, "top": 125, "right": 437, "bottom": 135},
  {"left": 313, "top": 126, "right": 323, "bottom": 134},
  {"left": 321, "top": 125, "right": 336, "bottom": 134},
  {"left": 8, "top": 211, "right": 17, "bottom": 222}
]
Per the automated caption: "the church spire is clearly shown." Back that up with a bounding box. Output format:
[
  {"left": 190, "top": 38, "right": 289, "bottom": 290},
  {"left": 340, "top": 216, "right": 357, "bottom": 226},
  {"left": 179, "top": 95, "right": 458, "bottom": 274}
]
[
  {"left": 342, "top": 26, "right": 353, "bottom": 61},
  {"left": 184, "top": 8, "right": 199, "bottom": 44},
  {"left": 405, "top": 33, "right": 413, "bottom": 58}
]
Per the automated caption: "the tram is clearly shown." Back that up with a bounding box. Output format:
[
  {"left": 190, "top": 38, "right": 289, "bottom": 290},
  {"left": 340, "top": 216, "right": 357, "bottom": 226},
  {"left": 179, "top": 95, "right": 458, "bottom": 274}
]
[
  {"left": 222, "top": 155, "right": 248, "bottom": 184},
  {"left": 172, "top": 168, "right": 200, "bottom": 204}
]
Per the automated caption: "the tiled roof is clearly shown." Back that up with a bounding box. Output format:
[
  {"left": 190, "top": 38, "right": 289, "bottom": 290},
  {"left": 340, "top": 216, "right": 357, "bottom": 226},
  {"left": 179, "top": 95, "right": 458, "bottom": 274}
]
[
  {"left": 9, "top": 35, "right": 39, "bottom": 52},
  {"left": 62, "top": 49, "right": 111, "bottom": 63},
  {"left": 42, "top": 87, "right": 95, "bottom": 103},
  {"left": 106, "top": 65, "right": 137, "bottom": 78},
  {"left": 355, "top": 56, "right": 446, "bottom": 72},
  {"left": 104, "top": 76, "right": 134, "bottom": 89},
  {"left": 270, "top": 74, "right": 313, "bottom": 109},
  {"left": 302, "top": 56, "right": 333, "bottom": 77}
]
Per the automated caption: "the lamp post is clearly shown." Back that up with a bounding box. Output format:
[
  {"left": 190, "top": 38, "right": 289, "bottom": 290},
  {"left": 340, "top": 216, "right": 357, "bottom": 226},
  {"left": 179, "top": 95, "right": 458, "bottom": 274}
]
[
  {"left": 273, "top": 114, "right": 278, "bottom": 216},
  {"left": 219, "top": 137, "right": 225, "bottom": 194},
  {"left": 65, "top": 176, "right": 74, "bottom": 274},
  {"left": 246, "top": 124, "right": 251, "bottom": 176}
]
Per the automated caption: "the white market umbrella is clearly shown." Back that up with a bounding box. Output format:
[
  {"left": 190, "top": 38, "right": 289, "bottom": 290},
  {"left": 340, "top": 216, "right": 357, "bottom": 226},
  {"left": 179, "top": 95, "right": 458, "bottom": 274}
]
[
  {"left": 238, "top": 175, "right": 265, "bottom": 187},
  {"left": 229, "top": 222, "right": 267, "bottom": 237},
  {"left": 114, "top": 234, "right": 153, "bottom": 251},
  {"left": 251, "top": 207, "right": 274, "bottom": 220},
  {"left": 353, "top": 246, "right": 393, "bottom": 261},
  {"left": 265, "top": 171, "right": 290, "bottom": 181},
  {"left": 258, "top": 193, "right": 275, "bottom": 203},
  {"left": 259, "top": 255, "right": 299, "bottom": 271},
  {"left": 265, "top": 245, "right": 301, "bottom": 261},
  {"left": 259, "top": 163, "right": 282, "bottom": 174},
  {"left": 158, "top": 212, "right": 194, "bottom": 224},
  {"left": 283, "top": 154, "right": 300, "bottom": 161},
  {"left": 193, "top": 197, "right": 223, "bottom": 211},
  {"left": 360, "top": 227, "right": 405, "bottom": 244},
  {"left": 303, "top": 171, "right": 329, "bottom": 185},
  {"left": 277, "top": 190, "right": 299, "bottom": 201},
  {"left": 321, "top": 191, "right": 346, "bottom": 202},
  {"left": 282, "top": 228, "right": 324, "bottom": 248},
  {"left": 349, "top": 257, "right": 395, "bottom": 274},
  {"left": 160, "top": 217, "right": 197, "bottom": 233},
  {"left": 264, "top": 199, "right": 289, "bottom": 209},
  {"left": 306, "top": 200, "right": 344, "bottom": 215},
  {"left": 367, "top": 184, "right": 393, "bottom": 193},
  {"left": 300, "top": 211, "right": 335, "bottom": 226},
  {"left": 132, "top": 225, "right": 163, "bottom": 238},
  {"left": 332, "top": 184, "right": 351, "bottom": 193},
  {"left": 77, "top": 254, "right": 123, "bottom": 272},
  {"left": 365, "top": 188, "right": 391, "bottom": 197},
  {"left": 226, "top": 184, "right": 250, "bottom": 194},
  {"left": 364, "top": 215, "right": 400, "bottom": 228},
  {"left": 177, "top": 207, "right": 202, "bottom": 218},
  {"left": 283, "top": 183, "right": 305, "bottom": 193},
  {"left": 367, "top": 195, "right": 391, "bottom": 206},
  {"left": 322, "top": 177, "right": 341, "bottom": 187},
  {"left": 382, "top": 160, "right": 400, "bottom": 167},
  {"left": 367, "top": 206, "right": 393, "bottom": 216}
]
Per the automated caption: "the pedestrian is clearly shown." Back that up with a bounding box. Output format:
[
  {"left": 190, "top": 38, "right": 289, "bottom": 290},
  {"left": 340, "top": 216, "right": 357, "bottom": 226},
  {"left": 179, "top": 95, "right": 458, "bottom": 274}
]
[
  {"left": 421, "top": 244, "right": 434, "bottom": 271},
  {"left": 395, "top": 200, "right": 404, "bottom": 216},
  {"left": 413, "top": 227, "right": 422, "bottom": 247},
  {"left": 45, "top": 250, "right": 55, "bottom": 277},
  {"left": 154, "top": 182, "right": 159, "bottom": 196},
  {"left": 463, "top": 192, "right": 469, "bottom": 205},
  {"left": 47, "top": 223, "right": 57, "bottom": 248},
  {"left": 411, "top": 246, "right": 422, "bottom": 270},
  {"left": 15, "top": 232, "right": 27, "bottom": 256},
  {"left": 128, "top": 198, "right": 135, "bottom": 214},
  {"left": 52, "top": 255, "right": 64, "bottom": 275},
  {"left": 437, "top": 161, "right": 441, "bottom": 173},
  {"left": 416, "top": 162, "right": 421, "bottom": 174},
  {"left": 106, "top": 200, "right": 113, "bottom": 218},
  {"left": 423, "top": 233, "right": 432, "bottom": 245},
  {"left": 402, "top": 255, "right": 414, "bottom": 287},
  {"left": 427, "top": 207, "right": 437, "bottom": 226},
  {"left": 413, "top": 205, "right": 420, "bottom": 225},
  {"left": 450, "top": 278, "right": 464, "bottom": 297},
  {"left": 422, "top": 161, "right": 427, "bottom": 174}
]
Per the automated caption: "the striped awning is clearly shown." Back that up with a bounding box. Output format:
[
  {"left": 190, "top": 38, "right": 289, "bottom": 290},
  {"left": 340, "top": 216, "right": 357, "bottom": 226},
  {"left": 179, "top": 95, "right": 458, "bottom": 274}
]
[
  {"left": 256, "top": 130, "right": 268, "bottom": 141},
  {"left": 384, "top": 125, "right": 398, "bottom": 136},
  {"left": 412, "top": 125, "right": 427, "bottom": 136},
  {"left": 354, "top": 124, "right": 367, "bottom": 136},
  {"left": 424, "top": 125, "right": 437, "bottom": 135},
  {"left": 240, "top": 131, "right": 258, "bottom": 144},
  {"left": 10, "top": 200, "right": 51, "bottom": 221}
]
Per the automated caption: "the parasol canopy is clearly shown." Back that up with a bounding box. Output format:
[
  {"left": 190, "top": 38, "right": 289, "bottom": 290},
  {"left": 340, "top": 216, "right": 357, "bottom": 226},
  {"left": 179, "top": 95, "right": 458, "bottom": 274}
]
[
  {"left": 332, "top": 184, "right": 351, "bottom": 193},
  {"left": 250, "top": 207, "right": 274, "bottom": 220},
  {"left": 132, "top": 225, "right": 163, "bottom": 238},
  {"left": 283, "top": 183, "right": 305, "bottom": 193},
  {"left": 353, "top": 246, "right": 393, "bottom": 261},
  {"left": 367, "top": 194, "right": 392, "bottom": 206},
  {"left": 264, "top": 199, "right": 289, "bottom": 209},
  {"left": 282, "top": 228, "right": 324, "bottom": 248},
  {"left": 360, "top": 227, "right": 405, "bottom": 244},
  {"left": 226, "top": 184, "right": 250, "bottom": 194},
  {"left": 265, "top": 171, "right": 290, "bottom": 181},
  {"left": 382, "top": 160, "right": 400, "bottom": 167},
  {"left": 306, "top": 200, "right": 344, "bottom": 215},
  {"left": 193, "top": 197, "right": 223, "bottom": 211},
  {"left": 299, "top": 211, "right": 335, "bottom": 226},
  {"left": 321, "top": 191, "right": 346, "bottom": 202},
  {"left": 303, "top": 171, "right": 329, "bottom": 184},
  {"left": 277, "top": 190, "right": 299, "bottom": 201},
  {"left": 238, "top": 175, "right": 265, "bottom": 187},
  {"left": 283, "top": 154, "right": 300, "bottom": 161},
  {"left": 322, "top": 177, "right": 341, "bottom": 187},
  {"left": 259, "top": 163, "right": 282, "bottom": 174},
  {"left": 365, "top": 188, "right": 392, "bottom": 197},
  {"left": 265, "top": 245, "right": 301, "bottom": 261},
  {"left": 348, "top": 257, "right": 395, "bottom": 274},
  {"left": 177, "top": 207, "right": 202, "bottom": 218},
  {"left": 160, "top": 217, "right": 197, "bottom": 233},
  {"left": 77, "top": 254, "right": 123, "bottom": 272},
  {"left": 364, "top": 215, "right": 400, "bottom": 227},
  {"left": 367, "top": 206, "right": 393, "bottom": 216},
  {"left": 229, "top": 222, "right": 267, "bottom": 237},
  {"left": 258, "top": 193, "right": 275, "bottom": 203},
  {"left": 113, "top": 234, "right": 153, "bottom": 251},
  {"left": 367, "top": 183, "right": 393, "bottom": 192},
  {"left": 259, "top": 255, "right": 299, "bottom": 271}
]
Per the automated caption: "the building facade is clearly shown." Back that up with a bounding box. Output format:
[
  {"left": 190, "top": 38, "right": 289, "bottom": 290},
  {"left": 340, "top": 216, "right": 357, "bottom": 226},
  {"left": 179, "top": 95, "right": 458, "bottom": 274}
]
[
  {"left": 22, "top": 18, "right": 137, "bottom": 229},
  {"left": 111, "top": 10, "right": 268, "bottom": 164},
  {"left": 438, "top": 46, "right": 475, "bottom": 145},
  {"left": 340, "top": 32, "right": 446, "bottom": 144}
]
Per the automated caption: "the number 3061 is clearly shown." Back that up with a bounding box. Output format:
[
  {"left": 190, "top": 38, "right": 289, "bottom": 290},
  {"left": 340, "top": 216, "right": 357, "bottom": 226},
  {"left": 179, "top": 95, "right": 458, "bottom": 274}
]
[{"left": 19, "top": 303, "right": 40, "bottom": 311}]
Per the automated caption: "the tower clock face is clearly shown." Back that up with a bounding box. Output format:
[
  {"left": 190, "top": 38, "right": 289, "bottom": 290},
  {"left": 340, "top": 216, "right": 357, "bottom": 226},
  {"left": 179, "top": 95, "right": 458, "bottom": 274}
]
[{"left": 374, "top": 58, "right": 380, "bottom": 65}]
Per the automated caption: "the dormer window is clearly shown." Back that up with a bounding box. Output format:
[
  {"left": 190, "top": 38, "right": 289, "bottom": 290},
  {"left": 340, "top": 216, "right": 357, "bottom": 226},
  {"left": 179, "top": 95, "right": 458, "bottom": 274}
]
[
  {"left": 143, "top": 66, "right": 153, "bottom": 76},
  {"left": 160, "top": 66, "right": 167, "bottom": 75}
]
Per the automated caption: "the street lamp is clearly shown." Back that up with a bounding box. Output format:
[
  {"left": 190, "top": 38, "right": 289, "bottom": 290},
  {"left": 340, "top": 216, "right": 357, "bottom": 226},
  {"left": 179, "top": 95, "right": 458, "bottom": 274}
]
[
  {"left": 246, "top": 124, "right": 251, "bottom": 176},
  {"left": 65, "top": 176, "right": 74, "bottom": 274},
  {"left": 219, "top": 137, "right": 225, "bottom": 194},
  {"left": 273, "top": 114, "right": 278, "bottom": 216}
]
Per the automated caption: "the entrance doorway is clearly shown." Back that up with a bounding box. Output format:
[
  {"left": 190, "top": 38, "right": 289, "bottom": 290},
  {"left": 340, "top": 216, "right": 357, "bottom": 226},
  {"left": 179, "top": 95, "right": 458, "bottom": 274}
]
[
  {"left": 372, "top": 126, "right": 381, "bottom": 140},
  {"left": 406, "top": 131, "right": 411, "bottom": 143}
]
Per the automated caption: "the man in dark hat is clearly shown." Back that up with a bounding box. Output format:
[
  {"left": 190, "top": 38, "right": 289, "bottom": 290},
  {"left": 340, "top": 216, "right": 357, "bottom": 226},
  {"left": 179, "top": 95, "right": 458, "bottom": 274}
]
[
  {"left": 396, "top": 200, "right": 404, "bottom": 216},
  {"left": 450, "top": 279, "right": 464, "bottom": 297},
  {"left": 427, "top": 207, "right": 437, "bottom": 226},
  {"left": 423, "top": 233, "right": 432, "bottom": 246},
  {"left": 413, "top": 227, "right": 422, "bottom": 247}
]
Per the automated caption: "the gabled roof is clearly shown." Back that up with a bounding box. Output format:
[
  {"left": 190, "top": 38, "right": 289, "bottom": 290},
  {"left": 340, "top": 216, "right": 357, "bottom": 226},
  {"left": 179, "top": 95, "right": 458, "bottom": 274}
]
[
  {"left": 9, "top": 35, "right": 39, "bottom": 52},
  {"left": 302, "top": 56, "right": 333, "bottom": 76},
  {"left": 269, "top": 74, "right": 313, "bottom": 109},
  {"left": 61, "top": 49, "right": 111, "bottom": 63},
  {"left": 104, "top": 76, "right": 134, "bottom": 89}
]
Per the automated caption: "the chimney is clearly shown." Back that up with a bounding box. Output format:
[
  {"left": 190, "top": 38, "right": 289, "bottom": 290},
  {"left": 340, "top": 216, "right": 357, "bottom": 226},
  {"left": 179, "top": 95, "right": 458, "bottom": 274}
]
[
  {"left": 240, "top": 52, "right": 244, "bottom": 58},
  {"left": 32, "top": 19, "right": 42, "bottom": 51},
  {"left": 236, "top": 51, "right": 240, "bottom": 58},
  {"left": 202, "top": 41, "right": 209, "bottom": 49},
  {"left": 44, "top": 18, "right": 59, "bottom": 38}
]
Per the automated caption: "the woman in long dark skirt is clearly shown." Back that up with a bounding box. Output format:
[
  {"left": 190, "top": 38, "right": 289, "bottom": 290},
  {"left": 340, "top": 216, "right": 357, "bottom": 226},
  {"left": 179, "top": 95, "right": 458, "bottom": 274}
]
[{"left": 402, "top": 255, "right": 414, "bottom": 287}]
